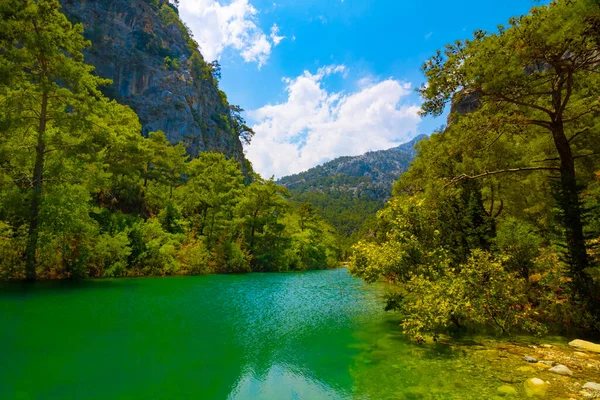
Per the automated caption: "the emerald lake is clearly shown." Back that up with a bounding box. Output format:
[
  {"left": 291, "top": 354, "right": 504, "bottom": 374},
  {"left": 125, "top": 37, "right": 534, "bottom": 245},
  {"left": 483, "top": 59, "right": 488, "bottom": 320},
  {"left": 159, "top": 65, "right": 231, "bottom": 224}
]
[{"left": 0, "top": 269, "right": 573, "bottom": 399}]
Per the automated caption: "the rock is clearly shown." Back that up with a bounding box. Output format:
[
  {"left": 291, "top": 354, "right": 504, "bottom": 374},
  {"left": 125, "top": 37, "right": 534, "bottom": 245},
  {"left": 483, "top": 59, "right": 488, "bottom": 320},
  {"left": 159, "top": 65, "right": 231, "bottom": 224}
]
[
  {"left": 568, "top": 339, "right": 600, "bottom": 354},
  {"left": 549, "top": 364, "right": 573, "bottom": 376},
  {"left": 498, "top": 376, "right": 516, "bottom": 384},
  {"left": 497, "top": 385, "right": 518, "bottom": 396},
  {"left": 541, "top": 344, "right": 553, "bottom": 348},
  {"left": 60, "top": 0, "right": 247, "bottom": 163},
  {"left": 523, "top": 378, "right": 548, "bottom": 397},
  {"left": 583, "top": 382, "right": 600, "bottom": 391},
  {"left": 524, "top": 356, "right": 538, "bottom": 363},
  {"left": 539, "top": 360, "right": 556, "bottom": 366}
]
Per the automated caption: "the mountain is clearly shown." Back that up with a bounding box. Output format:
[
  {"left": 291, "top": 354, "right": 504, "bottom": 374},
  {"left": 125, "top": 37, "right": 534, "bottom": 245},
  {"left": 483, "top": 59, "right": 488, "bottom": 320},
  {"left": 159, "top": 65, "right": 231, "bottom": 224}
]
[
  {"left": 60, "top": 0, "right": 246, "bottom": 164},
  {"left": 277, "top": 135, "right": 426, "bottom": 241}
]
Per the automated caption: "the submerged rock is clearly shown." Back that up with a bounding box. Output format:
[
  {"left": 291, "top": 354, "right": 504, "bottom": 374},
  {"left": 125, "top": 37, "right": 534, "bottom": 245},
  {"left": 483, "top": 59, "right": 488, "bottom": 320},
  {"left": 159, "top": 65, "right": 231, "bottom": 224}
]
[
  {"left": 539, "top": 360, "right": 556, "bottom": 367},
  {"left": 549, "top": 364, "right": 573, "bottom": 376},
  {"left": 569, "top": 339, "right": 600, "bottom": 354},
  {"left": 497, "top": 385, "right": 518, "bottom": 396},
  {"left": 583, "top": 382, "right": 600, "bottom": 390},
  {"left": 524, "top": 356, "right": 538, "bottom": 363},
  {"left": 523, "top": 378, "right": 548, "bottom": 397}
]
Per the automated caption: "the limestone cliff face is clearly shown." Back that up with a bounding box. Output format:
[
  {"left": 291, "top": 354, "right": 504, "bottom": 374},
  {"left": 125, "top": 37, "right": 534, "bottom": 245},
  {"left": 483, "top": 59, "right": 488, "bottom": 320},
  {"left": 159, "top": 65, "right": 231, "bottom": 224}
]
[{"left": 61, "top": 0, "right": 245, "bottom": 162}]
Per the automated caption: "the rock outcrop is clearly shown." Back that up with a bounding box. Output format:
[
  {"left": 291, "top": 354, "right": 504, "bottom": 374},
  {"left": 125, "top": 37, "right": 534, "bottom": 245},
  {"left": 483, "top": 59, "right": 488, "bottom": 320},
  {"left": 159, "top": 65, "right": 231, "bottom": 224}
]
[
  {"left": 569, "top": 339, "right": 600, "bottom": 354},
  {"left": 60, "top": 0, "right": 246, "bottom": 162}
]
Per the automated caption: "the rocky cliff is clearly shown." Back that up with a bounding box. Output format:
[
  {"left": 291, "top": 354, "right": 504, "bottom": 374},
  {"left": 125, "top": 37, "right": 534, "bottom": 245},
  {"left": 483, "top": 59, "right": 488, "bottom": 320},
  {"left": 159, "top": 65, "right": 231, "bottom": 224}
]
[{"left": 60, "top": 0, "right": 246, "bottom": 162}]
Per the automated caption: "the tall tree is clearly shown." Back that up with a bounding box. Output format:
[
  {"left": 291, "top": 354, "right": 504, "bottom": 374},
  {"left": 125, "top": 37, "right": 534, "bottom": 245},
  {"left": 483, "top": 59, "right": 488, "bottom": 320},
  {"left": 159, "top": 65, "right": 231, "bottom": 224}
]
[
  {"left": 0, "top": 0, "right": 111, "bottom": 279},
  {"left": 419, "top": 0, "right": 600, "bottom": 303}
]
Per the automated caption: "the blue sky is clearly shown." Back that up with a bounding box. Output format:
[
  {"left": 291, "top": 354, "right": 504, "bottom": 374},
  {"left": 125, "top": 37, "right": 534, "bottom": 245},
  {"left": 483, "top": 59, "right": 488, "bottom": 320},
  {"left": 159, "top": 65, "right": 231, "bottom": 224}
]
[{"left": 177, "top": 0, "right": 542, "bottom": 178}]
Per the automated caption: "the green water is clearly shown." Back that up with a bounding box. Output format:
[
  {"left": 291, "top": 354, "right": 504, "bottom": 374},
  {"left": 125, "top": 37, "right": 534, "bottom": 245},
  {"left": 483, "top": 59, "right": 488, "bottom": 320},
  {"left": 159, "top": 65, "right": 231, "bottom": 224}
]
[{"left": 0, "top": 269, "right": 565, "bottom": 399}]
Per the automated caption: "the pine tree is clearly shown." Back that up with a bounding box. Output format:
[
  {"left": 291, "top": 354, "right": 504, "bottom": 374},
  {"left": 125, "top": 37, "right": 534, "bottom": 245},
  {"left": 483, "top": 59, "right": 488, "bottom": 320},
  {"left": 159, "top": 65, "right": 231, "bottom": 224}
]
[{"left": 0, "top": 0, "right": 111, "bottom": 279}]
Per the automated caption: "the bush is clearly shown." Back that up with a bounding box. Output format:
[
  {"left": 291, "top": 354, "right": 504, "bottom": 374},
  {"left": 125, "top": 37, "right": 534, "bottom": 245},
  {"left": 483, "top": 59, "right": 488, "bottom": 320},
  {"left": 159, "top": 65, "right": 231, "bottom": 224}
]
[
  {"left": 177, "top": 238, "right": 211, "bottom": 275},
  {"left": 400, "top": 250, "right": 547, "bottom": 341},
  {"left": 138, "top": 218, "right": 182, "bottom": 275},
  {"left": 0, "top": 222, "right": 26, "bottom": 279},
  {"left": 89, "top": 232, "right": 132, "bottom": 277}
]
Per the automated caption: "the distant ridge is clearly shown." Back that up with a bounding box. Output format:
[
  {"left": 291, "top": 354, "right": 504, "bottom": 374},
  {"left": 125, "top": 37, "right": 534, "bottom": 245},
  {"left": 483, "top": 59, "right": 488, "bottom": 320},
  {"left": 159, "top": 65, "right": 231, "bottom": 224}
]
[{"left": 278, "top": 134, "right": 426, "bottom": 240}]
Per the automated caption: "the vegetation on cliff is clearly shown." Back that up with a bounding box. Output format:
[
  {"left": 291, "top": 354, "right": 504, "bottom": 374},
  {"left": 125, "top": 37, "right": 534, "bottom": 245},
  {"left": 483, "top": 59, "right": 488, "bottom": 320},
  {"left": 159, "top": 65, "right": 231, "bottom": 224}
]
[
  {"left": 350, "top": 0, "right": 600, "bottom": 340},
  {"left": 0, "top": 0, "right": 338, "bottom": 280}
]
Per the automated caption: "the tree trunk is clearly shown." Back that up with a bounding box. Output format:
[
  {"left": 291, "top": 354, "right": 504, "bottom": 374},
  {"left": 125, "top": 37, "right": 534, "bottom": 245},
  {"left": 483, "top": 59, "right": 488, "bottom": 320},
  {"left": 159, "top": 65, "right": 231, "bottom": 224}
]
[
  {"left": 24, "top": 89, "right": 49, "bottom": 280},
  {"left": 552, "top": 122, "right": 591, "bottom": 300}
]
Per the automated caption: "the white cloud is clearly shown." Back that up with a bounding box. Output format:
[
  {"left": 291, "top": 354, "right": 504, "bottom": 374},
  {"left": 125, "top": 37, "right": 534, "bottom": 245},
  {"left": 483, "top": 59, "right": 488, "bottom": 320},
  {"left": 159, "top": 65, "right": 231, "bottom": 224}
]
[
  {"left": 177, "top": 0, "right": 280, "bottom": 67},
  {"left": 270, "top": 23, "right": 285, "bottom": 46},
  {"left": 246, "top": 66, "right": 421, "bottom": 178}
]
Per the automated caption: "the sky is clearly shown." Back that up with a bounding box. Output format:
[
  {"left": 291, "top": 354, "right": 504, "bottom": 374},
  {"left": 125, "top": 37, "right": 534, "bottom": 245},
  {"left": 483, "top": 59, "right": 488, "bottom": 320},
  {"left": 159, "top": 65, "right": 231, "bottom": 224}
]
[{"left": 176, "top": 0, "right": 543, "bottom": 178}]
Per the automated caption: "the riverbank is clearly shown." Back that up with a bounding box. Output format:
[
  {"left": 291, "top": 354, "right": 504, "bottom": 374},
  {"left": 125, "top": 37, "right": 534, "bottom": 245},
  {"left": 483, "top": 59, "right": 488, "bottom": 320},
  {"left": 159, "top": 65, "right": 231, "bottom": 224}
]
[
  {"left": 452, "top": 338, "right": 600, "bottom": 399},
  {"left": 354, "top": 331, "right": 600, "bottom": 399}
]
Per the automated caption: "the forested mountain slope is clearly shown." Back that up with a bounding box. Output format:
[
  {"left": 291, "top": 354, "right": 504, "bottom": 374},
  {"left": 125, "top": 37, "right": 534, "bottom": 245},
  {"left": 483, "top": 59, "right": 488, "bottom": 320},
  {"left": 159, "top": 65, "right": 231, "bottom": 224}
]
[
  {"left": 0, "top": 0, "right": 337, "bottom": 280},
  {"left": 278, "top": 135, "right": 425, "bottom": 238},
  {"left": 61, "top": 0, "right": 248, "bottom": 163}
]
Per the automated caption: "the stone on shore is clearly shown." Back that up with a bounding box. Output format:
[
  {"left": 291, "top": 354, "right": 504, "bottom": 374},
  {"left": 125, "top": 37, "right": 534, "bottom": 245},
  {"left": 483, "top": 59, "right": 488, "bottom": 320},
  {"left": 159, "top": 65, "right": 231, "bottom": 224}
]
[
  {"left": 523, "top": 378, "right": 548, "bottom": 397},
  {"left": 497, "top": 385, "right": 518, "bottom": 396},
  {"left": 568, "top": 339, "right": 600, "bottom": 354},
  {"left": 548, "top": 364, "right": 573, "bottom": 376},
  {"left": 583, "top": 382, "right": 600, "bottom": 391}
]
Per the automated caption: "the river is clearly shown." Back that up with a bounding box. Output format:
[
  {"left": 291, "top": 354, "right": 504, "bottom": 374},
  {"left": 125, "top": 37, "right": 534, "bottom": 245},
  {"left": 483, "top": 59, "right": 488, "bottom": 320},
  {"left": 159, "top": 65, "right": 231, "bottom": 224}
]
[{"left": 0, "top": 268, "right": 583, "bottom": 399}]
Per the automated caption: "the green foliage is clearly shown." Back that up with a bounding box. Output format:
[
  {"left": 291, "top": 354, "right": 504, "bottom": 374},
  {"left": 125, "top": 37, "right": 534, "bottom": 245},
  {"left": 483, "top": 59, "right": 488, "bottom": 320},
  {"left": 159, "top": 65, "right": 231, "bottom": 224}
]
[
  {"left": 278, "top": 136, "right": 421, "bottom": 258},
  {"left": 0, "top": 0, "right": 340, "bottom": 280},
  {"left": 400, "top": 251, "right": 546, "bottom": 342},
  {"left": 350, "top": 0, "right": 600, "bottom": 339},
  {"left": 0, "top": 222, "right": 26, "bottom": 279},
  {"left": 420, "top": 0, "right": 600, "bottom": 304},
  {"left": 163, "top": 56, "right": 180, "bottom": 70}
]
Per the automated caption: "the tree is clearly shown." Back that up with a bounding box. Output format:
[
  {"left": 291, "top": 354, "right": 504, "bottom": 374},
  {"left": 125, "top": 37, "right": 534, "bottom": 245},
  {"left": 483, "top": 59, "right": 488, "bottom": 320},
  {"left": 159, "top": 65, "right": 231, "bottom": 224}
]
[
  {"left": 229, "top": 105, "right": 255, "bottom": 145},
  {"left": 419, "top": 0, "right": 600, "bottom": 304},
  {"left": 0, "top": 0, "right": 112, "bottom": 279},
  {"left": 235, "top": 178, "right": 290, "bottom": 270},
  {"left": 176, "top": 153, "right": 244, "bottom": 247},
  {"left": 296, "top": 202, "right": 318, "bottom": 232}
]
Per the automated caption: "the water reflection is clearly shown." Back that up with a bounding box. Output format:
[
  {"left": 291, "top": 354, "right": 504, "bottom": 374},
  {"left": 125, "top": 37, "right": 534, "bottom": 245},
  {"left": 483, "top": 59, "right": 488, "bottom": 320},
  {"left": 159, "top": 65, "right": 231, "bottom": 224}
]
[{"left": 0, "top": 269, "right": 384, "bottom": 399}]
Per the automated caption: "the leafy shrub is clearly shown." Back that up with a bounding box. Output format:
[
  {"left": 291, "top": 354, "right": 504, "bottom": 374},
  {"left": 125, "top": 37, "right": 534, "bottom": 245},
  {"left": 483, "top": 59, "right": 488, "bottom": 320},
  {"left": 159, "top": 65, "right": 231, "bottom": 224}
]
[
  {"left": 177, "top": 238, "right": 211, "bottom": 275},
  {"left": 89, "top": 232, "right": 132, "bottom": 277},
  {"left": 400, "top": 250, "right": 547, "bottom": 341},
  {"left": 0, "top": 222, "right": 26, "bottom": 279}
]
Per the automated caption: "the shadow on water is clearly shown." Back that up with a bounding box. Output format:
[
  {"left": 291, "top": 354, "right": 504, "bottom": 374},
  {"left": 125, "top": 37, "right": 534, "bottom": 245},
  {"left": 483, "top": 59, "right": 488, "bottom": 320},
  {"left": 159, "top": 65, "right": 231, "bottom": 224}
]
[{"left": 0, "top": 278, "right": 141, "bottom": 299}]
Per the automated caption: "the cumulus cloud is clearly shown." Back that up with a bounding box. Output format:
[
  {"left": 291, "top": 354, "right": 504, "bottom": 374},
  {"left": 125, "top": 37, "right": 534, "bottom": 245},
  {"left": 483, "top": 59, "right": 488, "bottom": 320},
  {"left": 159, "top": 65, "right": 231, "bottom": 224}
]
[
  {"left": 246, "top": 66, "right": 422, "bottom": 178},
  {"left": 177, "top": 0, "right": 280, "bottom": 67},
  {"left": 270, "top": 23, "right": 285, "bottom": 46}
]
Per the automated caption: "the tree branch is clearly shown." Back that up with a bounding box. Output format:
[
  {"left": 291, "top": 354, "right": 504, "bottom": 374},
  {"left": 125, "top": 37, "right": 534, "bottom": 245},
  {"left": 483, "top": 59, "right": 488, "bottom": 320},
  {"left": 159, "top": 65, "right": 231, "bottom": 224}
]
[
  {"left": 481, "top": 90, "right": 555, "bottom": 118},
  {"left": 446, "top": 167, "right": 560, "bottom": 186},
  {"left": 568, "top": 128, "right": 589, "bottom": 143}
]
